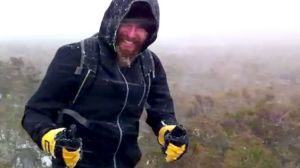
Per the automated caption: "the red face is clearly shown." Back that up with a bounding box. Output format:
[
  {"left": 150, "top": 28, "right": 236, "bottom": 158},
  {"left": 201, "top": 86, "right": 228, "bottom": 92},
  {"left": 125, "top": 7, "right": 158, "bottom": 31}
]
[{"left": 115, "top": 22, "right": 149, "bottom": 58}]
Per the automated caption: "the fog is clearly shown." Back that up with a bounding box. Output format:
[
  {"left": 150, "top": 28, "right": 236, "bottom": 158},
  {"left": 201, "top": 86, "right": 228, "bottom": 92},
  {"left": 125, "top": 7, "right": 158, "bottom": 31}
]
[{"left": 1, "top": 0, "right": 300, "bottom": 44}]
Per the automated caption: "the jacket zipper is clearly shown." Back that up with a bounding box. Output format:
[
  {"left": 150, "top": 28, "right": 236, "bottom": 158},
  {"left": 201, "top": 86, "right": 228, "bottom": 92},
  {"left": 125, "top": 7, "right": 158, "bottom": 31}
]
[
  {"left": 72, "top": 69, "right": 92, "bottom": 104},
  {"left": 113, "top": 67, "right": 129, "bottom": 168},
  {"left": 145, "top": 75, "right": 151, "bottom": 102},
  {"left": 138, "top": 78, "right": 146, "bottom": 106}
]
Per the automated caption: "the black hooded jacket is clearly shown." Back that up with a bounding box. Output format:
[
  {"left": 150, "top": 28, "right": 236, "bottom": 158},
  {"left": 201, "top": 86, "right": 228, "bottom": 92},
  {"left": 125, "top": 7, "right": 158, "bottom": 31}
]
[{"left": 22, "top": 0, "right": 178, "bottom": 167}]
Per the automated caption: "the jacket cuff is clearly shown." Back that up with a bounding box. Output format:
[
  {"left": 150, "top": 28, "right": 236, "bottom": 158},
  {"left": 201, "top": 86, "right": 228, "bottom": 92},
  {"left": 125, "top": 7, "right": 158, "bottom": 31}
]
[
  {"left": 155, "top": 119, "right": 178, "bottom": 136},
  {"left": 36, "top": 124, "right": 57, "bottom": 149}
]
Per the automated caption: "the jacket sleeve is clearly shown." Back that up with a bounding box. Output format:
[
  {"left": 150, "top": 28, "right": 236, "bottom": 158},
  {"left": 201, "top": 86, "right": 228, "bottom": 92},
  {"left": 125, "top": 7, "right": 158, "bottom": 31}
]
[
  {"left": 22, "top": 43, "right": 81, "bottom": 148},
  {"left": 146, "top": 53, "right": 178, "bottom": 135}
]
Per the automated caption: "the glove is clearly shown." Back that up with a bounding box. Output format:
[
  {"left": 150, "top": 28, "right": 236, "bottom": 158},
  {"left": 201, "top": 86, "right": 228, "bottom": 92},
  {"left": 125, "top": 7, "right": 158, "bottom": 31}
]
[
  {"left": 158, "top": 125, "right": 188, "bottom": 162},
  {"left": 41, "top": 124, "right": 82, "bottom": 168}
]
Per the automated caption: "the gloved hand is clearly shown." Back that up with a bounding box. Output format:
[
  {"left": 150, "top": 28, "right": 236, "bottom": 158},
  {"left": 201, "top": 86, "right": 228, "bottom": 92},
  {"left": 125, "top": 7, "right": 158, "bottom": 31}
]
[
  {"left": 41, "top": 124, "right": 82, "bottom": 168},
  {"left": 158, "top": 124, "right": 188, "bottom": 162}
]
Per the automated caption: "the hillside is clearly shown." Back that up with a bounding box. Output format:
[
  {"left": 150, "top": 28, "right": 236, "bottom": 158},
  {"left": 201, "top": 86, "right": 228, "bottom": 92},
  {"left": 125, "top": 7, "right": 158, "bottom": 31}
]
[{"left": 1, "top": 41, "right": 300, "bottom": 167}]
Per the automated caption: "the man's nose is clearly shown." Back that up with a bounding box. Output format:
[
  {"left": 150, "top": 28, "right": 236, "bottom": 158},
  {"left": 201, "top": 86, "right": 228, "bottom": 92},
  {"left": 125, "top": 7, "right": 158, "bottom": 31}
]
[{"left": 127, "top": 26, "right": 139, "bottom": 38}]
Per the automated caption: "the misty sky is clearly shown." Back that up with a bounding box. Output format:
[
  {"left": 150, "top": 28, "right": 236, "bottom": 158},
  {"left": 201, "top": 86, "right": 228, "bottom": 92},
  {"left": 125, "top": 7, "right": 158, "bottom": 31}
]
[{"left": 1, "top": 0, "right": 300, "bottom": 43}]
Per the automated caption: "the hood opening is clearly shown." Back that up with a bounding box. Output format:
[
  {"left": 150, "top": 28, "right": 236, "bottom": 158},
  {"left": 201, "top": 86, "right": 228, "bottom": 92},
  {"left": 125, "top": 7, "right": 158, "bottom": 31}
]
[
  {"left": 123, "top": 2, "right": 156, "bottom": 37},
  {"left": 99, "top": 0, "right": 159, "bottom": 53},
  {"left": 120, "top": 1, "right": 157, "bottom": 52}
]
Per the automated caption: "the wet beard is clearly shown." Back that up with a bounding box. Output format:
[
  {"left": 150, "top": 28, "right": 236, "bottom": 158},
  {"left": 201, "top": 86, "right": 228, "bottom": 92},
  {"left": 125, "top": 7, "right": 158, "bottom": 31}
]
[
  {"left": 116, "top": 51, "right": 139, "bottom": 68},
  {"left": 115, "top": 36, "right": 145, "bottom": 67}
]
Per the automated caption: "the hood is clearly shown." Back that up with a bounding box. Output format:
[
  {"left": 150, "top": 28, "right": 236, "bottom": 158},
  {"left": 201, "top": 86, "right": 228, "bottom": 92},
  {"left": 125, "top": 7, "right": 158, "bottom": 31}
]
[{"left": 98, "top": 0, "right": 160, "bottom": 51}]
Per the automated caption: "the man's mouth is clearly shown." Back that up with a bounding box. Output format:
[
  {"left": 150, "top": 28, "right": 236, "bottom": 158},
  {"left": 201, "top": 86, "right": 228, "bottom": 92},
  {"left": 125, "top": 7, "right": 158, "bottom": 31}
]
[
  {"left": 124, "top": 40, "right": 134, "bottom": 45},
  {"left": 121, "top": 39, "right": 137, "bottom": 50}
]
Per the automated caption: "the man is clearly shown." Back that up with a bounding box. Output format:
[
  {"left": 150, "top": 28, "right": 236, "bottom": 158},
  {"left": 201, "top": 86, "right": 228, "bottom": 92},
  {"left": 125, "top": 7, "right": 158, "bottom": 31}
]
[{"left": 22, "top": 0, "right": 188, "bottom": 167}]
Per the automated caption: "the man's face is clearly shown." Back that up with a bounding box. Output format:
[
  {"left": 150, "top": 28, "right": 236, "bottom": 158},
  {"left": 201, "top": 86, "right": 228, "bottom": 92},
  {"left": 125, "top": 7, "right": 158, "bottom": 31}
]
[{"left": 116, "top": 21, "right": 149, "bottom": 59}]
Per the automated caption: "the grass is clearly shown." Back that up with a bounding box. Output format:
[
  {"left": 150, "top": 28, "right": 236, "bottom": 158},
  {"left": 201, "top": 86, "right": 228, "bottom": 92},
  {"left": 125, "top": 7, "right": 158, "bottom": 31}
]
[{"left": 2, "top": 43, "right": 300, "bottom": 167}]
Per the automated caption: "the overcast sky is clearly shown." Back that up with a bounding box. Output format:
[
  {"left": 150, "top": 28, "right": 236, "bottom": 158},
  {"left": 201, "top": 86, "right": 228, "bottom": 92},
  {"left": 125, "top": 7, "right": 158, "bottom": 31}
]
[{"left": 1, "top": 0, "right": 300, "bottom": 43}]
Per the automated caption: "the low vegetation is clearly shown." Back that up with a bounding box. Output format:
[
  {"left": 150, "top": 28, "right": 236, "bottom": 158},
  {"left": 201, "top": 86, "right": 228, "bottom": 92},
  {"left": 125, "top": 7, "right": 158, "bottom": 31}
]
[{"left": 1, "top": 43, "right": 300, "bottom": 167}]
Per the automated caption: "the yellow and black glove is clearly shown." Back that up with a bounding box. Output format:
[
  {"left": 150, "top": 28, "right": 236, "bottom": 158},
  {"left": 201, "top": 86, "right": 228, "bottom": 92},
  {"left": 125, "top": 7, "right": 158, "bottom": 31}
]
[
  {"left": 41, "top": 124, "right": 82, "bottom": 168},
  {"left": 158, "top": 124, "right": 188, "bottom": 162}
]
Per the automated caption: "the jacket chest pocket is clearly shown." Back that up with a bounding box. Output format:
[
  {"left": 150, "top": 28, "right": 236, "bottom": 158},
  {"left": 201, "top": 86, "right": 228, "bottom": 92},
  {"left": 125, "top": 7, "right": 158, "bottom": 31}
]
[
  {"left": 95, "top": 77, "right": 146, "bottom": 107},
  {"left": 55, "top": 64, "right": 77, "bottom": 74},
  {"left": 126, "top": 81, "right": 146, "bottom": 107}
]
